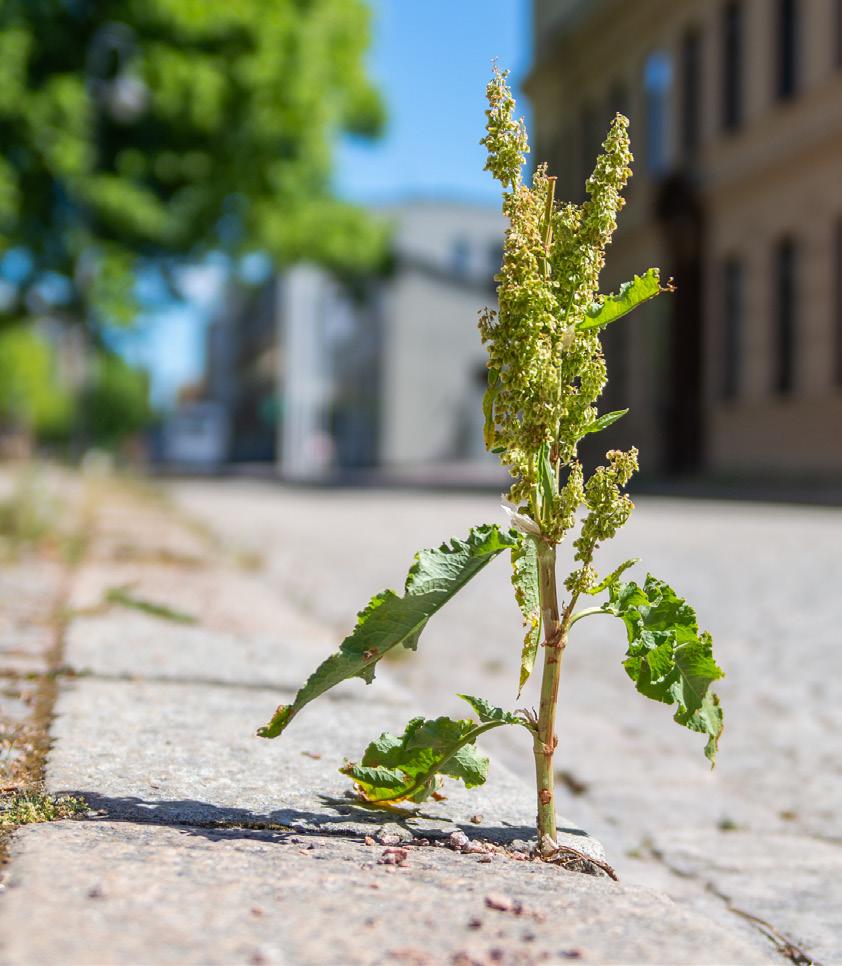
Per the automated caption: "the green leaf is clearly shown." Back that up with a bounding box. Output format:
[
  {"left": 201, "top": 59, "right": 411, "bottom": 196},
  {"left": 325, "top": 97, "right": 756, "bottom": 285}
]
[
  {"left": 580, "top": 408, "right": 628, "bottom": 437},
  {"left": 457, "top": 694, "right": 525, "bottom": 726},
  {"left": 510, "top": 537, "right": 541, "bottom": 694},
  {"left": 483, "top": 368, "right": 500, "bottom": 449},
  {"left": 341, "top": 715, "right": 491, "bottom": 804},
  {"left": 602, "top": 575, "right": 724, "bottom": 764},
  {"left": 584, "top": 558, "right": 639, "bottom": 596},
  {"left": 257, "top": 525, "right": 517, "bottom": 738},
  {"left": 577, "top": 269, "right": 667, "bottom": 332}
]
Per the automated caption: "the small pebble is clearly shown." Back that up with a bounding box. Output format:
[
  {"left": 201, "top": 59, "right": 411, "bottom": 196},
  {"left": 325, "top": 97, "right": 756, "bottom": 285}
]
[
  {"left": 484, "top": 893, "right": 513, "bottom": 912},
  {"left": 463, "top": 839, "right": 487, "bottom": 855},
  {"left": 378, "top": 847, "right": 409, "bottom": 867},
  {"left": 469, "top": 814, "right": 483, "bottom": 825},
  {"left": 449, "top": 830, "right": 469, "bottom": 851},
  {"left": 376, "top": 823, "right": 413, "bottom": 845}
]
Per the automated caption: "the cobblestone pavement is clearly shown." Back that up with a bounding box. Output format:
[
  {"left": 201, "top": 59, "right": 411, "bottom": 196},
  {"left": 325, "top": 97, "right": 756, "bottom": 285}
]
[
  {"left": 171, "top": 478, "right": 842, "bottom": 964},
  {"left": 0, "top": 467, "right": 837, "bottom": 964}
]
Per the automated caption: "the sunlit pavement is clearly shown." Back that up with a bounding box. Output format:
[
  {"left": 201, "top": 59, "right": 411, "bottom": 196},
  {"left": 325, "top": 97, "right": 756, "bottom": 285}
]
[{"left": 171, "top": 476, "right": 842, "bottom": 960}]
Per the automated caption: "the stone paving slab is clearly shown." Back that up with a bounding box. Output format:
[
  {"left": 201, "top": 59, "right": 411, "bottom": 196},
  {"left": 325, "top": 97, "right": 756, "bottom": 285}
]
[
  {"left": 0, "top": 476, "right": 794, "bottom": 964},
  {"left": 67, "top": 560, "right": 337, "bottom": 643},
  {"left": 656, "top": 827, "right": 842, "bottom": 965},
  {"left": 65, "top": 610, "right": 381, "bottom": 697},
  {"left": 0, "top": 819, "right": 770, "bottom": 966},
  {"left": 45, "top": 675, "right": 598, "bottom": 853},
  {"left": 172, "top": 481, "right": 842, "bottom": 963}
]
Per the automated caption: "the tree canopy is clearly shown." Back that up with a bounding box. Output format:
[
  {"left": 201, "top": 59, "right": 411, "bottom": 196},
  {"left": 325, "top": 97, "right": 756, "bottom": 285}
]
[{"left": 0, "top": 0, "right": 385, "bottom": 331}]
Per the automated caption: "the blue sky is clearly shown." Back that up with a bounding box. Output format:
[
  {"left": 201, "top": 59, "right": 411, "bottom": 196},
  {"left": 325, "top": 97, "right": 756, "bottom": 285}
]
[
  {"left": 336, "top": 0, "right": 531, "bottom": 205},
  {"left": 135, "top": 1, "right": 531, "bottom": 407}
]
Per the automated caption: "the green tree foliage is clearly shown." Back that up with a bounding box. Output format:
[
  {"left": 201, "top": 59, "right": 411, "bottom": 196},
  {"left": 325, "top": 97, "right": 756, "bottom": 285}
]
[
  {"left": 0, "top": 324, "right": 71, "bottom": 436},
  {"left": 0, "top": 0, "right": 386, "bottom": 331},
  {"left": 84, "top": 351, "right": 150, "bottom": 444}
]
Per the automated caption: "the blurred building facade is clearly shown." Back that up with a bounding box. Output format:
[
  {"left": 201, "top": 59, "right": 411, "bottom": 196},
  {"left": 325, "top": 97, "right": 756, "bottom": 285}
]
[
  {"left": 527, "top": 0, "right": 842, "bottom": 478},
  {"left": 198, "top": 201, "right": 505, "bottom": 481},
  {"left": 376, "top": 201, "right": 504, "bottom": 469},
  {"left": 206, "top": 280, "right": 278, "bottom": 463}
]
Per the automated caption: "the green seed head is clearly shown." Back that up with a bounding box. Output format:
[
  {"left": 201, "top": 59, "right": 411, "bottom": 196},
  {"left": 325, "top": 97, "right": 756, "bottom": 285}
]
[{"left": 480, "top": 69, "right": 637, "bottom": 544}]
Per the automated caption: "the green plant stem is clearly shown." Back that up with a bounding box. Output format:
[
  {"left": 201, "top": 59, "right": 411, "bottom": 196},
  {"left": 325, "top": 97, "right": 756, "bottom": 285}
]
[
  {"left": 568, "top": 605, "right": 610, "bottom": 627},
  {"left": 533, "top": 540, "right": 565, "bottom": 849}
]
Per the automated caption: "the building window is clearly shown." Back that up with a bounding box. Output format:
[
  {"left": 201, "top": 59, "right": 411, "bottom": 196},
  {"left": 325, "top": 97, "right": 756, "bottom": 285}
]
[
  {"left": 721, "top": 257, "right": 743, "bottom": 400},
  {"left": 488, "top": 241, "right": 504, "bottom": 289},
  {"left": 722, "top": 1, "right": 744, "bottom": 132},
  {"left": 680, "top": 28, "right": 703, "bottom": 164},
  {"left": 774, "top": 237, "right": 798, "bottom": 396},
  {"left": 835, "top": 222, "right": 842, "bottom": 385},
  {"left": 644, "top": 50, "right": 673, "bottom": 176},
  {"left": 775, "top": 0, "right": 799, "bottom": 100},
  {"left": 451, "top": 238, "right": 470, "bottom": 278},
  {"left": 579, "top": 103, "right": 600, "bottom": 193},
  {"left": 607, "top": 80, "right": 630, "bottom": 126},
  {"left": 836, "top": 0, "right": 842, "bottom": 66}
]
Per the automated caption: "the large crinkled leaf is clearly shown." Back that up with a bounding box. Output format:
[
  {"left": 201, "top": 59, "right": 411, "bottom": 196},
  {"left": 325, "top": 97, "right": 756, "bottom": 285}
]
[
  {"left": 578, "top": 269, "right": 667, "bottom": 332},
  {"left": 343, "top": 696, "right": 529, "bottom": 805},
  {"left": 602, "top": 574, "right": 724, "bottom": 764},
  {"left": 510, "top": 536, "right": 541, "bottom": 695},
  {"left": 341, "top": 715, "right": 491, "bottom": 804},
  {"left": 258, "top": 525, "right": 517, "bottom": 738}
]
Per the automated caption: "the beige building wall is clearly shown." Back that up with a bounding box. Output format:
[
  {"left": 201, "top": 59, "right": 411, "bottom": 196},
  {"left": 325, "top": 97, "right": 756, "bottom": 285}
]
[{"left": 526, "top": 0, "right": 842, "bottom": 478}]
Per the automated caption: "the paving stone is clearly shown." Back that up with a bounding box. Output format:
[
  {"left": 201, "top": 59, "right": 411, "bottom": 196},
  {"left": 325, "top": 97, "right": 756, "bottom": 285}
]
[
  {"left": 67, "top": 561, "right": 335, "bottom": 643},
  {"left": 0, "top": 820, "right": 770, "bottom": 966},
  {"left": 0, "top": 475, "right": 810, "bottom": 964},
  {"left": 64, "top": 610, "right": 374, "bottom": 695},
  {"left": 169, "top": 480, "right": 842, "bottom": 961},
  {"left": 655, "top": 828, "right": 842, "bottom": 965},
  {"left": 45, "top": 676, "right": 599, "bottom": 854}
]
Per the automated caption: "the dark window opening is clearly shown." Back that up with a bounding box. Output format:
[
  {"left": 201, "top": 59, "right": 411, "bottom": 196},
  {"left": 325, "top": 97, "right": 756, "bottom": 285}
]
[
  {"left": 775, "top": 0, "right": 799, "bottom": 100},
  {"left": 608, "top": 81, "right": 630, "bottom": 120},
  {"left": 721, "top": 257, "right": 743, "bottom": 400},
  {"left": 644, "top": 50, "right": 673, "bottom": 177},
  {"left": 722, "top": 1, "right": 744, "bottom": 132},
  {"left": 774, "top": 237, "right": 797, "bottom": 396},
  {"left": 579, "top": 103, "right": 600, "bottom": 196},
  {"left": 451, "top": 237, "right": 470, "bottom": 278},
  {"left": 836, "top": 0, "right": 842, "bottom": 66},
  {"left": 835, "top": 221, "right": 842, "bottom": 385},
  {"left": 680, "top": 28, "right": 703, "bottom": 163}
]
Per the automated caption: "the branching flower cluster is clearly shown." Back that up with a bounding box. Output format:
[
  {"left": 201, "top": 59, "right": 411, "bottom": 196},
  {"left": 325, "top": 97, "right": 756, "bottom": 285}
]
[{"left": 480, "top": 67, "right": 637, "bottom": 553}]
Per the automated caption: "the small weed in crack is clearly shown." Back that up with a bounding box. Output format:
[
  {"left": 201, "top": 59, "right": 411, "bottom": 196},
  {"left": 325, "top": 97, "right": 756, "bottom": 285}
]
[{"left": 1, "top": 791, "right": 88, "bottom": 828}]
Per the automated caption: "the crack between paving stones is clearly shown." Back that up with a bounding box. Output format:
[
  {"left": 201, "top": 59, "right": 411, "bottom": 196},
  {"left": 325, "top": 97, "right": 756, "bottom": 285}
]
[
  {"left": 70, "top": 813, "right": 615, "bottom": 878},
  {"left": 8, "top": 667, "right": 396, "bottom": 700},
  {"left": 703, "top": 882, "right": 817, "bottom": 966},
  {"left": 644, "top": 841, "right": 815, "bottom": 965}
]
